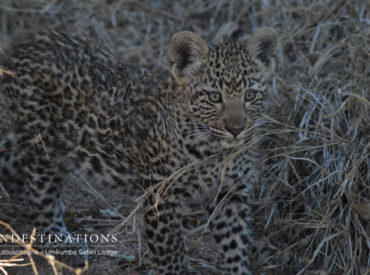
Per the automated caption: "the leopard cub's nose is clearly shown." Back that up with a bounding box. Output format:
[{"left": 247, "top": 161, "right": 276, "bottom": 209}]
[{"left": 225, "top": 125, "right": 245, "bottom": 137}]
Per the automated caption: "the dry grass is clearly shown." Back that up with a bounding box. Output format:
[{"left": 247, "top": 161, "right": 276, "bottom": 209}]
[
  {"left": 0, "top": 0, "right": 369, "bottom": 274},
  {"left": 0, "top": 221, "right": 88, "bottom": 275}
]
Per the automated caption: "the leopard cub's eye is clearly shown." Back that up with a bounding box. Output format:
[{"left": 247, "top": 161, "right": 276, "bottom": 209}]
[
  {"left": 208, "top": 92, "right": 222, "bottom": 103},
  {"left": 244, "top": 90, "right": 257, "bottom": 101}
]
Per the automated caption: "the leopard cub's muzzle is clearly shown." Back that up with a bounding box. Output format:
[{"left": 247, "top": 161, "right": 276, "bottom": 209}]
[{"left": 223, "top": 98, "right": 252, "bottom": 139}]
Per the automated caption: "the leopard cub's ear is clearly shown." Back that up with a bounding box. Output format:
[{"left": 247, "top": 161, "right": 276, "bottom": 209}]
[
  {"left": 247, "top": 27, "right": 278, "bottom": 71},
  {"left": 169, "top": 31, "right": 209, "bottom": 85}
]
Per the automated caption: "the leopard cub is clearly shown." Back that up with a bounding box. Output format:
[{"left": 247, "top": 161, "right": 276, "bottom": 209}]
[{"left": 0, "top": 28, "right": 277, "bottom": 274}]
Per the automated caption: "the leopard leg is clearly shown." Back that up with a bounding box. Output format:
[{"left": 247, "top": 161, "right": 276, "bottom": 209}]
[
  {"left": 0, "top": 135, "right": 27, "bottom": 205},
  {"left": 0, "top": 135, "right": 87, "bottom": 266},
  {"left": 144, "top": 191, "right": 189, "bottom": 274},
  {"left": 209, "top": 182, "right": 255, "bottom": 275},
  {"left": 0, "top": 136, "right": 66, "bottom": 234},
  {"left": 25, "top": 156, "right": 67, "bottom": 236}
]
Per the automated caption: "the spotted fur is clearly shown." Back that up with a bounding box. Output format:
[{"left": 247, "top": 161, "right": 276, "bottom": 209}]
[{"left": 0, "top": 28, "right": 278, "bottom": 274}]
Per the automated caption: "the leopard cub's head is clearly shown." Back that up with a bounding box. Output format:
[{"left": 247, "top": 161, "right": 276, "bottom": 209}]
[{"left": 169, "top": 28, "right": 278, "bottom": 147}]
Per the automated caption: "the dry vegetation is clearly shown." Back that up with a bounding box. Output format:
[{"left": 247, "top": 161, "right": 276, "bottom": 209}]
[{"left": 0, "top": 0, "right": 369, "bottom": 274}]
